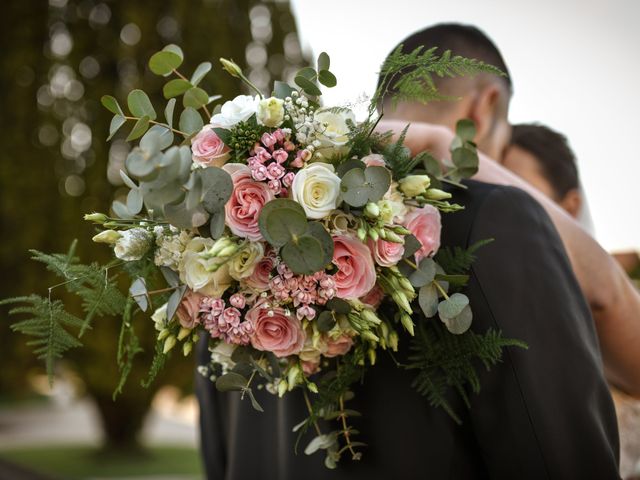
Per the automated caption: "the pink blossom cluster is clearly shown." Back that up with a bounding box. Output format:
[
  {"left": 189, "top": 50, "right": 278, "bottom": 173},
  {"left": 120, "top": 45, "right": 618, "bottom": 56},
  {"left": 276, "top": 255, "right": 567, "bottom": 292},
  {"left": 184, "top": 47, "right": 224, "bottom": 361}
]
[
  {"left": 269, "top": 263, "right": 337, "bottom": 321},
  {"left": 199, "top": 294, "right": 253, "bottom": 345},
  {"left": 247, "top": 129, "right": 296, "bottom": 194}
]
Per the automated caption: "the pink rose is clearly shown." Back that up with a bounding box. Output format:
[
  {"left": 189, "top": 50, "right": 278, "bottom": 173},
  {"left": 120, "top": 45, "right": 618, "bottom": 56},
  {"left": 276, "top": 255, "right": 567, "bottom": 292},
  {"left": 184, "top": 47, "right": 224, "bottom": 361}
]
[
  {"left": 246, "top": 302, "right": 305, "bottom": 357},
  {"left": 301, "top": 359, "right": 320, "bottom": 375},
  {"left": 361, "top": 153, "right": 386, "bottom": 167},
  {"left": 191, "top": 127, "right": 230, "bottom": 167},
  {"left": 403, "top": 205, "right": 442, "bottom": 261},
  {"left": 332, "top": 235, "right": 376, "bottom": 299},
  {"left": 325, "top": 334, "right": 354, "bottom": 358},
  {"left": 176, "top": 290, "right": 205, "bottom": 329},
  {"left": 360, "top": 284, "right": 384, "bottom": 309},
  {"left": 367, "top": 238, "right": 404, "bottom": 267},
  {"left": 224, "top": 164, "right": 275, "bottom": 241},
  {"left": 245, "top": 251, "right": 275, "bottom": 290}
]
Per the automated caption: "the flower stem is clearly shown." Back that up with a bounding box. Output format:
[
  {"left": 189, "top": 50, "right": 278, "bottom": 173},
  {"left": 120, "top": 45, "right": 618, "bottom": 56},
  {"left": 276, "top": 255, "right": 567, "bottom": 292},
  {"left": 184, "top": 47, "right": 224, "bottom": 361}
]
[{"left": 302, "top": 389, "right": 323, "bottom": 437}]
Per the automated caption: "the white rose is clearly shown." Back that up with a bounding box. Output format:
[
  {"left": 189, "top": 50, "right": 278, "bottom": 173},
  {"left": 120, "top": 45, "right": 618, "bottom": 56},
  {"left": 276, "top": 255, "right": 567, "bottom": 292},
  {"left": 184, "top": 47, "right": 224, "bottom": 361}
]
[
  {"left": 210, "top": 95, "right": 258, "bottom": 129},
  {"left": 228, "top": 242, "right": 264, "bottom": 281},
  {"left": 314, "top": 108, "right": 355, "bottom": 160},
  {"left": 291, "top": 163, "right": 341, "bottom": 219},
  {"left": 179, "top": 237, "right": 232, "bottom": 297},
  {"left": 256, "top": 96, "right": 285, "bottom": 128},
  {"left": 114, "top": 228, "right": 152, "bottom": 261}
]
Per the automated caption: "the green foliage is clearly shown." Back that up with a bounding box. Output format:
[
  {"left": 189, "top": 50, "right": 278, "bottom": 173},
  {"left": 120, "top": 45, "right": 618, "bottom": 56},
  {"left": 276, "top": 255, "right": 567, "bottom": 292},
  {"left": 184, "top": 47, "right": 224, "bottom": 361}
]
[
  {"left": 407, "top": 320, "right": 527, "bottom": 423},
  {"left": 381, "top": 125, "right": 420, "bottom": 180},
  {"left": 227, "top": 119, "right": 268, "bottom": 161},
  {"left": 2, "top": 295, "right": 83, "bottom": 385},
  {"left": 373, "top": 45, "right": 505, "bottom": 111},
  {"left": 113, "top": 298, "right": 143, "bottom": 399},
  {"left": 340, "top": 166, "right": 391, "bottom": 207},
  {"left": 435, "top": 238, "right": 495, "bottom": 276}
]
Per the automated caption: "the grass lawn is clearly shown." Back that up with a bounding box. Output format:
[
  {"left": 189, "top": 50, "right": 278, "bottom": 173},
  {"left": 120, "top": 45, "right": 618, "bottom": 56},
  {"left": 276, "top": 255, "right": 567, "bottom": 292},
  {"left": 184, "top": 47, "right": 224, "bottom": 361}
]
[{"left": 0, "top": 445, "right": 203, "bottom": 479}]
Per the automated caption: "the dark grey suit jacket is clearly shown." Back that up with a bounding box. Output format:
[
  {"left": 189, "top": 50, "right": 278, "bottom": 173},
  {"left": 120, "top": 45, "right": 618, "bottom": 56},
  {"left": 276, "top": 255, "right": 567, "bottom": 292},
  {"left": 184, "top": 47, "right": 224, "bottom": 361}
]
[{"left": 195, "top": 181, "right": 620, "bottom": 479}]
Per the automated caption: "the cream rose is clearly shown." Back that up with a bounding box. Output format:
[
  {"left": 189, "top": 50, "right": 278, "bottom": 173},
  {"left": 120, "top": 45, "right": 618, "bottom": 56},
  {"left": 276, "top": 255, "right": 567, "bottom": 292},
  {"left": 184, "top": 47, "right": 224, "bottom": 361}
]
[
  {"left": 228, "top": 242, "right": 264, "bottom": 281},
  {"left": 291, "top": 162, "right": 341, "bottom": 219},
  {"left": 314, "top": 108, "right": 355, "bottom": 160},
  {"left": 256, "top": 96, "right": 285, "bottom": 128},
  {"left": 179, "top": 237, "right": 232, "bottom": 297},
  {"left": 210, "top": 95, "right": 258, "bottom": 129}
]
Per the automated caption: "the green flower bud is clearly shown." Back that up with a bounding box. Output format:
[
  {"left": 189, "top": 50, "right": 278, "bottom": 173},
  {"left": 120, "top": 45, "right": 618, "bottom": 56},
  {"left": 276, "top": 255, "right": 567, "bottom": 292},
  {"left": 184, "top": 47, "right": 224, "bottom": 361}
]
[
  {"left": 369, "top": 228, "right": 379, "bottom": 241},
  {"left": 163, "top": 335, "right": 177, "bottom": 354},
  {"left": 158, "top": 328, "right": 170, "bottom": 341},
  {"left": 392, "top": 291, "right": 413, "bottom": 314},
  {"left": 400, "top": 313, "right": 415, "bottom": 336},
  {"left": 398, "top": 277, "right": 415, "bottom": 294},
  {"left": 361, "top": 330, "right": 380, "bottom": 343},
  {"left": 388, "top": 331, "right": 399, "bottom": 351},
  {"left": 392, "top": 225, "right": 412, "bottom": 235},
  {"left": 384, "top": 230, "right": 403, "bottom": 243},
  {"left": 219, "top": 58, "right": 243, "bottom": 78},
  {"left": 360, "top": 309, "right": 381, "bottom": 326},
  {"left": 217, "top": 244, "right": 239, "bottom": 258},
  {"left": 177, "top": 327, "right": 191, "bottom": 341},
  {"left": 368, "top": 348, "right": 377, "bottom": 365},
  {"left": 84, "top": 212, "right": 108, "bottom": 224},
  {"left": 378, "top": 227, "right": 387, "bottom": 240},
  {"left": 183, "top": 342, "right": 193, "bottom": 356},
  {"left": 287, "top": 364, "right": 301, "bottom": 389},
  {"left": 357, "top": 227, "right": 367, "bottom": 242},
  {"left": 92, "top": 229, "right": 122, "bottom": 245},
  {"left": 206, "top": 237, "right": 234, "bottom": 257},
  {"left": 425, "top": 188, "right": 452, "bottom": 200},
  {"left": 278, "top": 379, "right": 288, "bottom": 398},
  {"left": 307, "top": 382, "right": 319, "bottom": 394},
  {"left": 398, "top": 175, "right": 431, "bottom": 197},
  {"left": 364, "top": 202, "right": 380, "bottom": 219}
]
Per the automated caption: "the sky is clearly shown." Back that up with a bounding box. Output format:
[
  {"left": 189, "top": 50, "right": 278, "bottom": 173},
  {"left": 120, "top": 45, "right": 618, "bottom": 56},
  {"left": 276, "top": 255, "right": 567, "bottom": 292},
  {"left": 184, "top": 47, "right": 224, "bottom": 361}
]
[{"left": 290, "top": 0, "right": 640, "bottom": 251}]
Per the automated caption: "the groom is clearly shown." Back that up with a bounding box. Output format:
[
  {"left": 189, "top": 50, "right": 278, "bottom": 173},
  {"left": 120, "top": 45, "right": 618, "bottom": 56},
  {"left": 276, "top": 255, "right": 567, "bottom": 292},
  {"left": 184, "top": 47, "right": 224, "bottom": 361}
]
[{"left": 195, "top": 25, "right": 620, "bottom": 480}]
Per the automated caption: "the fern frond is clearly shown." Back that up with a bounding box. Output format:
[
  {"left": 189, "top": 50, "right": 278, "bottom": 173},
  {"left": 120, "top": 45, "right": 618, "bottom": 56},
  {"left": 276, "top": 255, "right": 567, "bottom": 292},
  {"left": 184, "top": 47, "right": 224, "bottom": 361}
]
[
  {"left": 113, "top": 298, "right": 143, "bottom": 399},
  {"left": 435, "top": 239, "right": 494, "bottom": 276},
  {"left": 407, "top": 320, "right": 526, "bottom": 424},
  {"left": 2, "top": 295, "right": 84, "bottom": 385},
  {"left": 381, "top": 124, "right": 420, "bottom": 180}
]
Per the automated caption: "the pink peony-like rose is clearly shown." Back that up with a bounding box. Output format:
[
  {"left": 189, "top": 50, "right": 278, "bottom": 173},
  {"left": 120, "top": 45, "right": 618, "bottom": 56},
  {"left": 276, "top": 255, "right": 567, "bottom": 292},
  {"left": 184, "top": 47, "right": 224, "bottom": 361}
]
[
  {"left": 403, "top": 205, "right": 442, "bottom": 261},
  {"left": 176, "top": 290, "right": 205, "bottom": 329},
  {"left": 360, "top": 284, "right": 384, "bottom": 309},
  {"left": 332, "top": 235, "right": 376, "bottom": 299},
  {"left": 246, "top": 302, "right": 305, "bottom": 357},
  {"left": 325, "top": 334, "right": 354, "bottom": 357},
  {"left": 223, "top": 164, "right": 275, "bottom": 241},
  {"left": 367, "top": 238, "right": 404, "bottom": 268},
  {"left": 191, "top": 127, "right": 230, "bottom": 167},
  {"left": 245, "top": 252, "right": 276, "bottom": 290}
]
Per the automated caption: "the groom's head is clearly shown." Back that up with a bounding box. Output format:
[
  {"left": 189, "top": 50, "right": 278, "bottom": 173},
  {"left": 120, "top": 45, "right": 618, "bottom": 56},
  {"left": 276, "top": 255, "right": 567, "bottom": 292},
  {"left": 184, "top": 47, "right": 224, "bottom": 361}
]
[{"left": 378, "top": 23, "right": 512, "bottom": 159}]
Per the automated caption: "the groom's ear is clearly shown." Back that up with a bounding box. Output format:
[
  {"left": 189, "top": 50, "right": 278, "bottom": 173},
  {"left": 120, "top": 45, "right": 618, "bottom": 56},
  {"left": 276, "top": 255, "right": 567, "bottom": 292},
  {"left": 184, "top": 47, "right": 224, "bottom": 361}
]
[{"left": 468, "top": 84, "right": 502, "bottom": 142}]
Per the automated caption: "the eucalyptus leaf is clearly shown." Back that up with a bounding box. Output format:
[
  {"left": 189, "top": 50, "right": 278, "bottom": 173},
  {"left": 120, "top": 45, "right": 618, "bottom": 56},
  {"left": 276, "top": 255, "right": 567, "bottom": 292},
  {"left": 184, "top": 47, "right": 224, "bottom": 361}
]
[
  {"left": 318, "top": 70, "right": 337, "bottom": 88},
  {"left": 403, "top": 234, "right": 422, "bottom": 259},
  {"left": 179, "top": 107, "right": 204, "bottom": 135},
  {"left": 108, "top": 115, "right": 126, "bottom": 141},
  {"left": 149, "top": 50, "right": 183, "bottom": 76},
  {"left": 281, "top": 235, "right": 324, "bottom": 275},
  {"left": 160, "top": 266, "right": 180, "bottom": 288},
  {"left": 438, "top": 292, "right": 469, "bottom": 320},
  {"left": 336, "top": 158, "right": 366, "bottom": 177},
  {"left": 215, "top": 371, "right": 247, "bottom": 392},
  {"left": 245, "top": 388, "right": 264, "bottom": 412},
  {"left": 163, "top": 78, "right": 192, "bottom": 99},
  {"left": 101, "top": 95, "right": 124, "bottom": 115},
  {"left": 456, "top": 119, "right": 476, "bottom": 142},
  {"left": 273, "top": 80, "right": 295, "bottom": 99},
  {"left": 297, "top": 66, "right": 316, "bottom": 79},
  {"left": 141, "top": 124, "right": 174, "bottom": 152},
  {"left": 409, "top": 258, "right": 437, "bottom": 287},
  {"left": 166, "top": 284, "right": 187, "bottom": 322},
  {"left": 340, "top": 168, "right": 369, "bottom": 207},
  {"left": 364, "top": 166, "right": 392, "bottom": 201},
  {"left": 209, "top": 209, "right": 226, "bottom": 239},
  {"left": 305, "top": 434, "right": 336, "bottom": 455},
  {"left": 165, "top": 98, "right": 176, "bottom": 128},
  {"left": 190, "top": 62, "right": 212, "bottom": 86},
  {"left": 198, "top": 167, "right": 234, "bottom": 213},
  {"left": 452, "top": 147, "right": 478, "bottom": 178},
  {"left": 129, "top": 277, "right": 148, "bottom": 312},
  {"left": 126, "top": 188, "right": 143, "bottom": 214},
  {"left": 317, "top": 311, "right": 336, "bottom": 333},
  {"left": 119, "top": 170, "right": 138, "bottom": 189},
  {"left": 183, "top": 87, "right": 209, "bottom": 109},
  {"left": 262, "top": 208, "right": 308, "bottom": 248},
  {"left": 326, "top": 298, "right": 351, "bottom": 314},
  {"left": 162, "top": 44, "right": 184, "bottom": 60},
  {"left": 126, "top": 116, "right": 150, "bottom": 142},
  {"left": 165, "top": 200, "right": 209, "bottom": 228},
  {"left": 212, "top": 127, "right": 231, "bottom": 145},
  {"left": 442, "top": 304, "right": 472, "bottom": 334},
  {"left": 127, "top": 90, "right": 156, "bottom": 120},
  {"left": 418, "top": 284, "right": 438, "bottom": 318},
  {"left": 305, "top": 222, "right": 334, "bottom": 267},
  {"left": 317, "top": 52, "right": 330, "bottom": 71},
  {"left": 294, "top": 75, "right": 322, "bottom": 96}
]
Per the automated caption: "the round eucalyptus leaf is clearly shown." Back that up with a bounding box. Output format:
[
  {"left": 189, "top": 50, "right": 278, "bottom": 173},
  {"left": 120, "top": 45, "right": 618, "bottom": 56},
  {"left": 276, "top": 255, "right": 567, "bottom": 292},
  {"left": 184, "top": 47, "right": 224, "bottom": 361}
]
[
  {"left": 112, "top": 200, "right": 133, "bottom": 220},
  {"left": 126, "top": 116, "right": 150, "bottom": 142},
  {"left": 163, "top": 78, "right": 192, "bottom": 99},
  {"left": 336, "top": 158, "right": 366, "bottom": 177},
  {"left": 199, "top": 167, "right": 233, "bottom": 213},
  {"left": 456, "top": 119, "right": 476, "bottom": 142},
  {"left": 452, "top": 146, "right": 478, "bottom": 178},
  {"left": 306, "top": 222, "right": 334, "bottom": 266},
  {"left": 215, "top": 371, "right": 248, "bottom": 392},
  {"left": 263, "top": 208, "right": 308, "bottom": 248},
  {"left": 165, "top": 98, "right": 176, "bottom": 127},
  {"left": 165, "top": 200, "right": 209, "bottom": 228},
  {"left": 141, "top": 182, "right": 184, "bottom": 212},
  {"left": 141, "top": 125, "right": 174, "bottom": 153},
  {"left": 125, "top": 149, "right": 156, "bottom": 178},
  {"left": 126, "top": 188, "right": 143, "bottom": 214},
  {"left": 438, "top": 292, "right": 469, "bottom": 320},
  {"left": 185, "top": 177, "right": 203, "bottom": 210},
  {"left": 209, "top": 209, "right": 226, "bottom": 239},
  {"left": 108, "top": 115, "right": 126, "bottom": 141},
  {"left": 183, "top": 87, "right": 209, "bottom": 109},
  {"left": 281, "top": 235, "right": 324, "bottom": 275},
  {"left": 409, "top": 258, "right": 437, "bottom": 287},
  {"left": 316, "top": 311, "right": 336, "bottom": 333},
  {"left": 317, "top": 52, "right": 331, "bottom": 71},
  {"left": 258, "top": 199, "right": 307, "bottom": 246},
  {"left": 149, "top": 50, "right": 183, "bottom": 76},
  {"left": 101, "top": 95, "right": 123, "bottom": 116},
  {"left": 179, "top": 107, "right": 204, "bottom": 135},
  {"left": 127, "top": 90, "right": 156, "bottom": 120},
  {"left": 326, "top": 298, "right": 351, "bottom": 314},
  {"left": 418, "top": 284, "right": 438, "bottom": 318},
  {"left": 294, "top": 75, "right": 322, "bottom": 96},
  {"left": 364, "top": 166, "right": 391, "bottom": 201},
  {"left": 318, "top": 70, "right": 337, "bottom": 88},
  {"left": 442, "top": 304, "right": 472, "bottom": 335},
  {"left": 190, "top": 62, "right": 212, "bottom": 86},
  {"left": 340, "top": 168, "right": 369, "bottom": 207},
  {"left": 162, "top": 44, "right": 184, "bottom": 60}
]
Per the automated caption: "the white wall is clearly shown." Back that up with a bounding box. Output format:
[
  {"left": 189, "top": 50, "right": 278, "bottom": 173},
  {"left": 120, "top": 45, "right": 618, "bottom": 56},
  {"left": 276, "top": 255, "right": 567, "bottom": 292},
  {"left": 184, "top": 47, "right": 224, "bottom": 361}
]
[{"left": 290, "top": 0, "right": 640, "bottom": 251}]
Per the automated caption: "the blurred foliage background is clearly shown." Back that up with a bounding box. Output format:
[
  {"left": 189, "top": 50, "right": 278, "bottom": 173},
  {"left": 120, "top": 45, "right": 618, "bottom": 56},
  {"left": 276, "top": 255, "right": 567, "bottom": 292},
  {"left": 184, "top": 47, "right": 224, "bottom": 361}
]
[{"left": 0, "top": 0, "right": 306, "bottom": 466}]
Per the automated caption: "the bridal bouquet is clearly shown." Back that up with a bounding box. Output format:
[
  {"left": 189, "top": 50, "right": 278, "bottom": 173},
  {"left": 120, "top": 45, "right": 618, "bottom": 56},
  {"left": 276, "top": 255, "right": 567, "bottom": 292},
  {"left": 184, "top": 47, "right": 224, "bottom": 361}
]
[{"left": 5, "top": 44, "right": 524, "bottom": 468}]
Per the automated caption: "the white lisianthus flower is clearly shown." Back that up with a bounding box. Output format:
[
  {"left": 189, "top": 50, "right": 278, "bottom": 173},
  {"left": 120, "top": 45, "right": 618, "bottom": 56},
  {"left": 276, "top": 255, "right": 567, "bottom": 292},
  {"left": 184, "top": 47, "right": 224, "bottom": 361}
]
[
  {"left": 228, "top": 242, "right": 264, "bottom": 281},
  {"left": 210, "top": 95, "right": 259, "bottom": 129},
  {"left": 314, "top": 108, "right": 355, "bottom": 160},
  {"left": 114, "top": 228, "right": 152, "bottom": 261},
  {"left": 210, "top": 341, "right": 237, "bottom": 374},
  {"left": 381, "top": 183, "right": 409, "bottom": 223},
  {"left": 151, "top": 303, "right": 168, "bottom": 331},
  {"left": 398, "top": 175, "right": 431, "bottom": 197},
  {"left": 256, "top": 96, "right": 285, "bottom": 128},
  {"left": 179, "top": 237, "right": 232, "bottom": 297},
  {"left": 291, "top": 162, "right": 341, "bottom": 219}
]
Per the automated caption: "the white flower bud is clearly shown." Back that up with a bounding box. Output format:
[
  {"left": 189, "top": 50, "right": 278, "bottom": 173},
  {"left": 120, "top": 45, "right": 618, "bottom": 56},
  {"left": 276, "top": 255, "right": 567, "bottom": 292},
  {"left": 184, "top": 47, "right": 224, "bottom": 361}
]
[
  {"left": 425, "top": 188, "right": 452, "bottom": 200},
  {"left": 398, "top": 175, "right": 431, "bottom": 197},
  {"left": 92, "top": 230, "right": 122, "bottom": 245}
]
